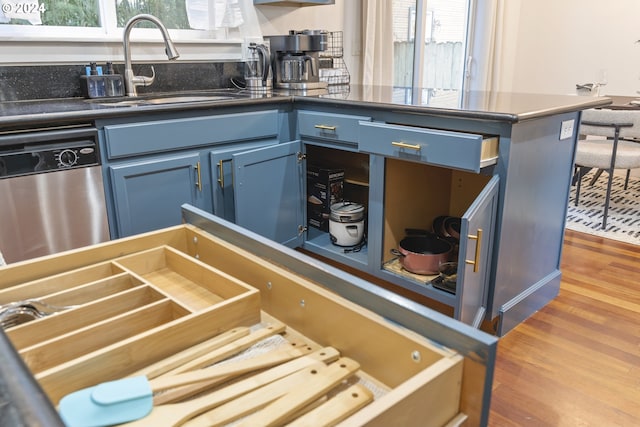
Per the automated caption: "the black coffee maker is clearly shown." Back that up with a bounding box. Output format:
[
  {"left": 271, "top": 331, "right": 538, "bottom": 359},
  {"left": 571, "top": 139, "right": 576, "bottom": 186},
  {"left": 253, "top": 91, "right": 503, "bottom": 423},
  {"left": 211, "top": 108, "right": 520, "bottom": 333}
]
[{"left": 265, "top": 30, "right": 328, "bottom": 90}]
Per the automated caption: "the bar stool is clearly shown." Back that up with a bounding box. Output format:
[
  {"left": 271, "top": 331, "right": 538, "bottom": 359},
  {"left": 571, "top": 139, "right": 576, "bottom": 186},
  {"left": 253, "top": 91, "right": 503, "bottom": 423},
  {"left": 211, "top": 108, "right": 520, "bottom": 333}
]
[{"left": 574, "top": 108, "right": 640, "bottom": 229}]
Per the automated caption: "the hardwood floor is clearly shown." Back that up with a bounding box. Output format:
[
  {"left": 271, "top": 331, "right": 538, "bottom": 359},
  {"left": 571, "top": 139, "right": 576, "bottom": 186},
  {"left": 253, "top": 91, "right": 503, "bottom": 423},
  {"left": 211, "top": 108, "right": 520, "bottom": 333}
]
[{"left": 488, "top": 229, "right": 640, "bottom": 426}]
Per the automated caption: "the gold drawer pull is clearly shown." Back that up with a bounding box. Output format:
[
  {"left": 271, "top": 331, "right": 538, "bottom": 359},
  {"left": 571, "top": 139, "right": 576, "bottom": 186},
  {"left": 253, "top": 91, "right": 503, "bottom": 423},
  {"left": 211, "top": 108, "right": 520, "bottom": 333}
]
[
  {"left": 217, "top": 159, "right": 224, "bottom": 188},
  {"left": 465, "top": 228, "right": 483, "bottom": 273},
  {"left": 391, "top": 141, "right": 421, "bottom": 150},
  {"left": 314, "top": 124, "right": 337, "bottom": 131},
  {"left": 195, "top": 161, "right": 202, "bottom": 191}
]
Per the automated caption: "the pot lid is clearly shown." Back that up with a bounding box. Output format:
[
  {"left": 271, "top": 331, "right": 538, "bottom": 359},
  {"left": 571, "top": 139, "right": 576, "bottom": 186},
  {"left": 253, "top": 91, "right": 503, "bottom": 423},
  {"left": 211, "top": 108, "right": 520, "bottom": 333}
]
[{"left": 330, "top": 202, "right": 364, "bottom": 214}]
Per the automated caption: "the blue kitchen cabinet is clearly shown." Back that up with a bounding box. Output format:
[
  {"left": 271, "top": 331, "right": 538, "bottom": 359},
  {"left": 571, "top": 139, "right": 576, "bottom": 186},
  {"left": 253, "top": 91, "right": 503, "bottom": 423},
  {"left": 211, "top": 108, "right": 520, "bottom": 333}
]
[
  {"left": 369, "top": 158, "right": 499, "bottom": 328},
  {"left": 214, "top": 108, "right": 499, "bottom": 328},
  {"left": 98, "top": 109, "right": 282, "bottom": 238},
  {"left": 455, "top": 176, "right": 499, "bottom": 327},
  {"left": 109, "top": 152, "right": 205, "bottom": 237},
  {"left": 232, "top": 141, "right": 306, "bottom": 248},
  {"left": 220, "top": 109, "right": 374, "bottom": 270},
  {"left": 95, "top": 102, "right": 551, "bottom": 331},
  {"left": 102, "top": 111, "right": 280, "bottom": 160},
  {"left": 295, "top": 110, "right": 374, "bottom": 270},
  {"left": 210, "top": 140, "right": 280, "bottom": 223},
  {"left": 99, "top": 104, "right": 501, "bottom": 328},
  {"left": 224, "top": 139, "right": 375, "bottom": 270},
  {"left": 359, "top": 119, "right": 500, "bottom": 326}
]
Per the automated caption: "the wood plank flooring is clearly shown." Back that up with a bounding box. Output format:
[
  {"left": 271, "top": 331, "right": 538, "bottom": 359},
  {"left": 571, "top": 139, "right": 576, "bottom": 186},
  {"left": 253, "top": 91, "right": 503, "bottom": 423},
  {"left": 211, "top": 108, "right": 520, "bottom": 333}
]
[{"left": 489, "top": 229, "right": 640, "bottom": 426}]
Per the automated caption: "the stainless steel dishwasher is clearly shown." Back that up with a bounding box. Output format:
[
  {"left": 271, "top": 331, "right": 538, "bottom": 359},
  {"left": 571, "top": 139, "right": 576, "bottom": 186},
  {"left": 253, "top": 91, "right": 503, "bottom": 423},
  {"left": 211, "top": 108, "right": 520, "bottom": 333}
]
[{"left": 0, "top": 124, "right": 109, "bottom": 264}]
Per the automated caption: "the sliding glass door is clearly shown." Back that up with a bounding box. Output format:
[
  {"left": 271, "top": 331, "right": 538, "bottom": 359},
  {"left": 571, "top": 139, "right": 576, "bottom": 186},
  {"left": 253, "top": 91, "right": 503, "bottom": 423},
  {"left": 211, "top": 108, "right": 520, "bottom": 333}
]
[{"left": 392, "top": 0, "right": 472, "bottom": 106}]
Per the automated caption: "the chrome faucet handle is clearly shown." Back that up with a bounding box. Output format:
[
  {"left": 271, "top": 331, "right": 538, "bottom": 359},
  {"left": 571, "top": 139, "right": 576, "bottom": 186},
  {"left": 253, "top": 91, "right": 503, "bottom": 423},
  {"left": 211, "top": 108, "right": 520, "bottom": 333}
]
[
  {"left": 133, "top": 65, "right": 156, "bottom": 87},
  {"left": 125, "top": 66, "right": 156, "bottom": 96}
]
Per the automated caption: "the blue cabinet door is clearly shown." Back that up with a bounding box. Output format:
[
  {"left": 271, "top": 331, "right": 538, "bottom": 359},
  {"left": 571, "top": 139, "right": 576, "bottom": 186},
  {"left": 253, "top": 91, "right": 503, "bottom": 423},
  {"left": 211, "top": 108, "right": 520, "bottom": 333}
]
[
  {"left": 109, "top": 153, "right": 204, "bottom": 237},
  {"left": 209, "top": 140, "right": 279, "bottom": 223},
  {"left": 455, "top": 175, "right": 500, "bottom": 327},
  {"left": 233, "top": 141, "right": 304, "bottom": 247}
]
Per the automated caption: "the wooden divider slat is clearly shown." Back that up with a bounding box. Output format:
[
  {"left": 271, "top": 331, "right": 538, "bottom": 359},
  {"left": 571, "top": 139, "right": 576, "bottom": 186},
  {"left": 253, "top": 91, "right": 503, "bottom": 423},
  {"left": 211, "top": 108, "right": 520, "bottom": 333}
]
[
  {"left": 0, "top": 261, "right": 123, "bottom": 302},
  {"left": 20, "top": 299, "right": 185, "bottom": 373},
  {"left": 6, "top": 285, "right": 167, "bottom": 349}
]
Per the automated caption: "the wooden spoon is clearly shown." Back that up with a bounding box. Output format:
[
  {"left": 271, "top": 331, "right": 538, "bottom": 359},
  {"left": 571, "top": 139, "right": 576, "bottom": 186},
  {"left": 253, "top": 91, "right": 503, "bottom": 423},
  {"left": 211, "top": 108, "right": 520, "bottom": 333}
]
[
  {"left": 119, "top": 347, "right": 340, "bottom": 427},
  {"left": 58, "top": 343, "right": 314, "bottom": 427},
  {"left": 285, "top": 383, "right": 374, "bottom": 427},
  {"left": 233, "top": 357, "right": 360, "bottom": 427},
  {"left": 130, "top": 326, "right": 250, "bottom": 379},
  {"left": 164, "top": 321, "right": 286, "bottom": 375}
]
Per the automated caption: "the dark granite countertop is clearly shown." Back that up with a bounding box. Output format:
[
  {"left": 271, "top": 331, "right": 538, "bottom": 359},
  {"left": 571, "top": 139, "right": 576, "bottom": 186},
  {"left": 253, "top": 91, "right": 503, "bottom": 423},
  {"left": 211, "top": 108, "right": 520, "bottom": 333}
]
[
  {"left": 0, "top": 85, "right": 612, "bottom": 129},
  {"left": 0, "top": 89, "right": 292, "bottom": 128},
  {"left": 312, "top": 85, "right": 613, "bottom": 122}
]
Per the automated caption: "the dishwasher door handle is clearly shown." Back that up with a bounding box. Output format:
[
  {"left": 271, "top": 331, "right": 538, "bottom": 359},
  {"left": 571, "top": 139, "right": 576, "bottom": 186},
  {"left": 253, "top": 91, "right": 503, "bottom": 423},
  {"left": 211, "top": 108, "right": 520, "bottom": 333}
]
[{"left": 0, "top": 127, "right": 98, "bottom": 149}]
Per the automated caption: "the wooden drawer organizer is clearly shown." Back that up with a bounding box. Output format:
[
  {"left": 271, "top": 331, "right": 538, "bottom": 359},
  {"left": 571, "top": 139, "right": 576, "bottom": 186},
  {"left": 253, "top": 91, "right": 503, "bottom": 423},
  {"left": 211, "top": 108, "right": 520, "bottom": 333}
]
[{"left": 0, "top": 225, "right": 473, "bottom": 426}]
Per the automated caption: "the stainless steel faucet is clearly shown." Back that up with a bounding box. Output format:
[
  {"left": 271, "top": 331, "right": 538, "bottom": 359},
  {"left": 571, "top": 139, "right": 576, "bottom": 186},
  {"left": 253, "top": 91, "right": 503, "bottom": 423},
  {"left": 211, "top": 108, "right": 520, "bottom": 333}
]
[{"left": 123, "top": 14, "right": 180, "bottom": 97}]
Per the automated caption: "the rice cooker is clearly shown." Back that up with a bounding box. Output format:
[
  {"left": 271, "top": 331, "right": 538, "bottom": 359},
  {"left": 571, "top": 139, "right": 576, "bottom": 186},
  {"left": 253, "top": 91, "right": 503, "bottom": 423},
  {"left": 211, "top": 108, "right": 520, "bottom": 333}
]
[{"left": 329, "top": 202, "right": 365, "bottom": 247}]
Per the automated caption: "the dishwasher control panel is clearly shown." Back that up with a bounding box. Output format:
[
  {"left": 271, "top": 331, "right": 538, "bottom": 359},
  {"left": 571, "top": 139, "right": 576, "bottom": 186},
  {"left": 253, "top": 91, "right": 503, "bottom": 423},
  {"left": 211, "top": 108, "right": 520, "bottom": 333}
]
[
  {"left": 52, "top": 144, "right": 99, "bottom": 169},
  {"left": 0, "top": 126, "right": 100, "bottom": 178}
]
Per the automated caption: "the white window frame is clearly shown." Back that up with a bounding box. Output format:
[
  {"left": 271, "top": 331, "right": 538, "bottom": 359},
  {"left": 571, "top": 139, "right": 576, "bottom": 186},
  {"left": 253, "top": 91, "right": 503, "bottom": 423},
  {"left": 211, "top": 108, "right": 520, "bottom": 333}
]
[
  {"left": 0, "top": 0, "right": 230, "bottom": 42},
  {"left": 0, "top": 0, "right": 259, "bottom": 63},
  {"left": 411, "top": 0, "right": 472, "bottom": 92}
]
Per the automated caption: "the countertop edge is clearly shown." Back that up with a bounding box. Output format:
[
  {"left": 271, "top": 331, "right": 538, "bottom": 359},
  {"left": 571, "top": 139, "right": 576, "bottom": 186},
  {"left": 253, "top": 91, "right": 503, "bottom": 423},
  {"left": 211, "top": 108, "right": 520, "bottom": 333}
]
[
  {"left": 292, "top": 95, "right": 613, "bottom": 122},
  {"left": 0, "top": 96, "right": 294, "bottom": 128},
  {"left": 0, "top": 91, "right": 615, "bottom": 128}
]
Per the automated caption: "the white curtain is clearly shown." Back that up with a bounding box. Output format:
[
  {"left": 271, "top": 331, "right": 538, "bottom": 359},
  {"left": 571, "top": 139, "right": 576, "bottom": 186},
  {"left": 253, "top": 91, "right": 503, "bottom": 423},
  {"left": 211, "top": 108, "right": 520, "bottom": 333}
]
[
  {"left": 186, "top": 0, "right": 244, "bottom": 30},
  {"left": 462, "top": 0, "right": 513, "bottom": 110},
  {"left": 483, "top": 0, "right": 507, "bottom": 92},
  {"left": 467, "top": 0, "right": 513, "bottom": 93},
  {"left": 362, "top": 0, "right": 394, "bottom": 86}
]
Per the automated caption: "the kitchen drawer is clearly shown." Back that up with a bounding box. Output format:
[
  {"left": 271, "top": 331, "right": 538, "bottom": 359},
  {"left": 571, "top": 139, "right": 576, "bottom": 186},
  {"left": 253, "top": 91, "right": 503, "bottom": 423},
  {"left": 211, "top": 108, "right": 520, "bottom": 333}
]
[
  {"left": 298, "top": 110, "right": 371, "bottom": 145},
  {"left": 0, "top": 243, "right": 260, "bottom": 403},
  {"left": 104, "top": 110, "right": 279, "bottom": 159},
  {"left": 359, "top": 121, "right": 499, "bottom": 172},
  {"left": 0, "top": 220, "right": 495, "bottom": 426}
]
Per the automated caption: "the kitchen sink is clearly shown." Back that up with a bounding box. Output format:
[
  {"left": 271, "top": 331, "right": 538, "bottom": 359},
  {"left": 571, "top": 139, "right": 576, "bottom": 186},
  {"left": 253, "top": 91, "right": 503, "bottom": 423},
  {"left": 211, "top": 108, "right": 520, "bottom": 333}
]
[
  {"left": 144, "top": 95, "right": 234, "bottom": 104},
  {"left": 92, "top": 94, "right": 236, "bottom": 107}
]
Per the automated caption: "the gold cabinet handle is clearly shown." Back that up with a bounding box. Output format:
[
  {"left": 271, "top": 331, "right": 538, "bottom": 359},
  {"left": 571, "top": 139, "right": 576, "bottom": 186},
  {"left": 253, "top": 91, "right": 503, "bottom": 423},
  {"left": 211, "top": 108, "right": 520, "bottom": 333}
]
[
  {"left": 195, "top": 161, "right": 202, "bottom": 191},
  {"left": 391, "top": 141, "right": 421, "bottom": 150},
  {"left": 314, "top": 124, "right": 337, "bottom": 131},
  {"left": 217, "top": 159, "right": 224, "bottom": 188},
  {"left": 465, "top": 228, "right": 483, "bottom": 273}
]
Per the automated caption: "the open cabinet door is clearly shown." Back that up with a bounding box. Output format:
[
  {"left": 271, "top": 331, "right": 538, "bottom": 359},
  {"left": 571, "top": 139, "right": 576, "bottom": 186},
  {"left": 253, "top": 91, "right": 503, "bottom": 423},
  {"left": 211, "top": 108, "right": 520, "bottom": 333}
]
[
  {"left": 233, "top": 141, "right": 305, "bottom": 247},
  {"left": 210, "top": 141, "right": 279, "bottom": 223},
  {"left": 455, "top": 175, "right": 499, "bottom": 327}
]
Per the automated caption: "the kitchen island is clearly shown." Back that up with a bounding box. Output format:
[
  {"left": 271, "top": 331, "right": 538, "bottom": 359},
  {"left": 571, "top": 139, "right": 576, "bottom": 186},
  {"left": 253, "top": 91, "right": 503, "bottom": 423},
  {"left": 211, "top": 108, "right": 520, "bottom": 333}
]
[
  {"left": 0, "top": 87, "right": 611, "bottom": 334},
  {"left": 0, "top": 87, "right": 609, "bottom": 425}
]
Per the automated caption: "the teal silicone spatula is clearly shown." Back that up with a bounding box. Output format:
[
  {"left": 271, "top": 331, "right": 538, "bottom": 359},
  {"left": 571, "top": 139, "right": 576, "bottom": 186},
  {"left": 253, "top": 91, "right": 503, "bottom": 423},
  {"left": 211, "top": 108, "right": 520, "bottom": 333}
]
[{"left": 57, "top": 343, "right": 313, "bottom": 427}]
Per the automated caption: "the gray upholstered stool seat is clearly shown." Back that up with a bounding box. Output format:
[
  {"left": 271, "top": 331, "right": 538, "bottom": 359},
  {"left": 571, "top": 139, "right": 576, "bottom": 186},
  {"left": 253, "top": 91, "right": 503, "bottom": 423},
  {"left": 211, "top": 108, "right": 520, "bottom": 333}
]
[
  {"left": 574, "top": 108, "right": 640, "bottom": 229},
  {"left": 575, "top": 138, "right": 640, "bottom": 170}
]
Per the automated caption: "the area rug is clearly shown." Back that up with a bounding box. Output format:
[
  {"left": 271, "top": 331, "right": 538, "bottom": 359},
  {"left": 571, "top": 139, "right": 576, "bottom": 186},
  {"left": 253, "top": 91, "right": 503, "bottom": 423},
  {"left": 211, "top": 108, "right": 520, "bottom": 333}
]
[{"left": 566, "top": 171, "right": 640, "bottom": 245}]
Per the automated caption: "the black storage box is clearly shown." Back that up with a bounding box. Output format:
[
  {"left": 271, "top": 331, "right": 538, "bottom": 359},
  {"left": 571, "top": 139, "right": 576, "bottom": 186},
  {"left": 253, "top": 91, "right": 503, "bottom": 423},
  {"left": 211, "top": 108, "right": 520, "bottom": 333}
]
[{"left": 306, "top": 165, "right": 344, "bottom": 231}]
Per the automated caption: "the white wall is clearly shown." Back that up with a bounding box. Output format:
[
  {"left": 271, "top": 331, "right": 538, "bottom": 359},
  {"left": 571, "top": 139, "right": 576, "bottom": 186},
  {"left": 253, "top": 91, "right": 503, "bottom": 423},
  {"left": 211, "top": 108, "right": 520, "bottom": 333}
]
[
  {"left": 502, "top": 0, "right": 640, "bottom": 96},
  {"left": 302, "top": 0, "right": 640, "bottom": 96},
  {"left": 0, "top": 0, "right": 355, "bottom": 66},
  {"left": 12, "top": 0, "right": 640, "bottom": 97},
  {"left": 255, "top": 0, "right": 361, "bottom": 86}
]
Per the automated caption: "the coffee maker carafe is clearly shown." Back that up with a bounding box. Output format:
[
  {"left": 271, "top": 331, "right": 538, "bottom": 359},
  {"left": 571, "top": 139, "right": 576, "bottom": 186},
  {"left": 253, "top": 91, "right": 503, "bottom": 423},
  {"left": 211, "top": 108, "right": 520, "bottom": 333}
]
[
  {"left": 244, "top": 42, "right": 272, "bottom": 92},
  {"left": 266, "top": 30, "right": 328, "bottom": 90}
]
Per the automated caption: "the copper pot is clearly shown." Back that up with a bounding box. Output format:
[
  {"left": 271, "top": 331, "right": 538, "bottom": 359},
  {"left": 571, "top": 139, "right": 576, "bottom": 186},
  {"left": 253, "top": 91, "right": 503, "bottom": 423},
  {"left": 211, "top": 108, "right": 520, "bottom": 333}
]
[{"left": 391, "top": 229, "right": 453, "bottom": 275}]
